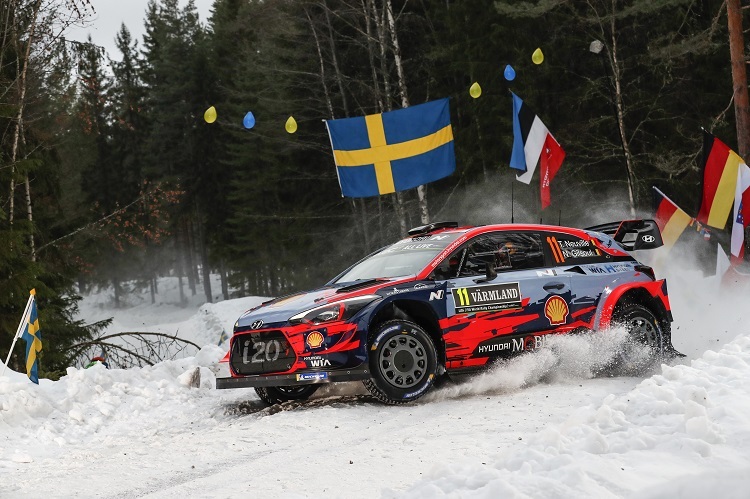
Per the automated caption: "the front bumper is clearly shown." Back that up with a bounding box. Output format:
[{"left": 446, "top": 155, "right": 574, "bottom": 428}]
[{"left": 216, "top": 366, "right": 371, "bottom": 389}]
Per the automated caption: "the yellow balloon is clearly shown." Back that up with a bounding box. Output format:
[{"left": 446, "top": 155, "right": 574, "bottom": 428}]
[
  {"left": 532, "top": 48, "right": 544, "bottom": 65},
  {"left": 204, "top": 106, "right": 217, "bottom": 123},
  {"left": 285, "top": 116, "right": 298, "bottom": 134},
  {"left": 469, "top": 82, "right": 482, "bottom": 99}
]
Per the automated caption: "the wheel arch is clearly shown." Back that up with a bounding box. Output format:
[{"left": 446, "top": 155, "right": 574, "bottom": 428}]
[
  {"left": 597, "top": 280, "right": 673, "bottom": 338},
  {"left": 368, "top": 299, "right": 445, "bottom": 367}
]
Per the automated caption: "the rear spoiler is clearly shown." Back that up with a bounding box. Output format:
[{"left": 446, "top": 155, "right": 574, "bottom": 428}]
[{"left": 584, "top": 219, "right": 663, "bottom": 251}]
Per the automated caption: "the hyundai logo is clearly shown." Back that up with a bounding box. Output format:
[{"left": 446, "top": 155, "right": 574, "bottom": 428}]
[
  {"left": 250, "top": 320, "right": 264, "bottom": 329},
  {"left": 642, "top": 235, "right": 655, "bottom": 243}
]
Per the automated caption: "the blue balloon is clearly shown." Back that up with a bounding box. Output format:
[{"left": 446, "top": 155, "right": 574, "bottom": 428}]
[
  {"left": 243, "top": 111, "right": 256, "bottom": 129},
  {"left": 504, "top": 64, "right": 516, "bottom": 81}
]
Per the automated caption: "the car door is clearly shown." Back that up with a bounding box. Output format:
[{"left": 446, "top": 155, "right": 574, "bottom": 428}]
[
  {"left": 431, "top": 230, "right": 571, "bottom": 365},
  {"left": 543, "top": 230, "right": 638, "bottom": 330}
]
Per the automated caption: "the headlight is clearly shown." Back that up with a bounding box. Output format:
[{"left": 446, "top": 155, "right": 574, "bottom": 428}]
[{"left": 289, "top": 295, "right": 380, "bottom": 325}]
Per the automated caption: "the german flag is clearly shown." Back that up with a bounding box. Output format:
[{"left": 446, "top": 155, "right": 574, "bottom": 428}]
[
  {"left": 696, "top": 131, "right": 742, "bottom": 228},
  {"left": 653, "top": 187, "right": 692, "bottom": 252}
]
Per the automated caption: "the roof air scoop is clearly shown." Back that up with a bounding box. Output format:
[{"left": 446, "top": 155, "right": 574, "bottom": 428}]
[{"left": 407, "top": 221, "right": 459, "bottom": 236}]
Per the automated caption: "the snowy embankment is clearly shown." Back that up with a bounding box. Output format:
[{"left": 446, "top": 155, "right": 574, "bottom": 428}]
[{"left": 0, "top": 268, "right": 749, "bottom": 497}]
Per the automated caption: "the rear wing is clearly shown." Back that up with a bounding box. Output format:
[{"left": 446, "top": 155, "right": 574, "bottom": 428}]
[{"left": 584, "top": 219, "right": 663, "bottom": 251}]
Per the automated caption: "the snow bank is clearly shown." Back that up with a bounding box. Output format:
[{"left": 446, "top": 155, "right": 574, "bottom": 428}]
[
  {"left": 0, "top": 345, "right": 224, "bottom": 463},
  {"left": 401, "top": 334, "right": 750, "bottom": 498}
]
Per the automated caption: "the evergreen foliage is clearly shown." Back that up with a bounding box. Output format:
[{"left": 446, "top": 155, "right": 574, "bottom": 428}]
[{"left": 0, "top": 0, "right": 744, "bottom": 375}]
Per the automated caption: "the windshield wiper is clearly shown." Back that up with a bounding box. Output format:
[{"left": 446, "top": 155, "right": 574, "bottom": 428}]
[{"left": 336, "top": 278, "right": 387, "bottom": 293}]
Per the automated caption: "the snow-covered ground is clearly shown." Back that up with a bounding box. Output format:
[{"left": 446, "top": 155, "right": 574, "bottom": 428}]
[{"left": 2, "top": 259, "right": 750, "bottom": 498}]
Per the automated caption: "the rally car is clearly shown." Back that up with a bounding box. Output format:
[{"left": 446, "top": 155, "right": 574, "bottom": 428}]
[{"left": 216, "top": 220, "right": 676, "bottom": 405}]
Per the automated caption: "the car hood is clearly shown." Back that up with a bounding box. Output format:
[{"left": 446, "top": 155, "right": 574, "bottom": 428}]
[{"left": 234, "top": 279, "right": 400, "bottom": 329}]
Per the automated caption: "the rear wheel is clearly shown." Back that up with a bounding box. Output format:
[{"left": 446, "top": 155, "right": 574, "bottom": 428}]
[
  {"left": 254, "top": 385, "right": 320, "bottom": 405},
  {"left": 363, "top": 320, "right": 438, "bottom": 405},
  {"left": 609, "top": 303, "right": 664, "bottom": 376}
]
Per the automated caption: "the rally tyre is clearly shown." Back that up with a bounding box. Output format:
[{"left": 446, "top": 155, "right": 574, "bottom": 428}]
[
  {"left": 610, "top": 303, "right": 664, "bottom": 376},
  {"left": 363, "top": 320, "right": 438, "bottom": 405},
  {"left": 254, "top": 385, "right": 320, "bottom": 405}
]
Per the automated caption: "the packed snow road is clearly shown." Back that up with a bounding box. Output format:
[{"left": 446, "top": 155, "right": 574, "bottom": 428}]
[{"left": 2, "top": 269, "right": 750, "bottom": 498}]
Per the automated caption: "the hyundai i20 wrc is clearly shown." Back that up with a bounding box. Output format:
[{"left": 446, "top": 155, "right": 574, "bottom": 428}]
[{"left": 216, "top": 220, "right": 678, "bottom": 405}]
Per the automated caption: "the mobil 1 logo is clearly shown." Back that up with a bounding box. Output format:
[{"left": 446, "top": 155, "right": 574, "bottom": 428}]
[{"left": 452, "top": 282, "right": 522, "bottom": 313}]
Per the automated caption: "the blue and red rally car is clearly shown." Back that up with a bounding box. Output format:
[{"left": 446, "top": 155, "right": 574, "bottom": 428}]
[{"left": 217, "top": 220, "right": 677, "bottom": 405}]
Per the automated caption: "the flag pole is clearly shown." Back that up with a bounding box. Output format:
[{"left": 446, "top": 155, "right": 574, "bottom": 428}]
[{"left": 1, "top": 290, "right": 35, "bottom": 378}]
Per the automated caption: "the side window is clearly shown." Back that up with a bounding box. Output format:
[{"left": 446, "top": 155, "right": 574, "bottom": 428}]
[
  {"left": 431, "top": 232, "right": 544, "bottom": 280},
  {"left": 483, "top": 232, "right": 544, "bottom": 271},
  {"left": 544, "top": 232, "right": 608, "bottom": 265}
]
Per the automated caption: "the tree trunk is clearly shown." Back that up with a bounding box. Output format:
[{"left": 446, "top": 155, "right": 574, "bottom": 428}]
[
  {"left": 197, "top": 218, "right": 212, "bottom": 303},
  {"left": 311, "top": 3, "right": 371, "bottom": 253},
  {"left": 323, "top": 0, "right": 350, "bottom": 116},
  {"left": 727, "top": 0, "right": 750, "bottom": 159},
  {"left": 184, "top": 221, "right": 196, "bottom": 296},
  {"left": 362, "top": 0, "right": 384, "bottom": 112},
  {"left": 220, "top": 261, "right": 229, "bottom": 300},
  {"left": 385, "top": 0, "right": 429, "bottom": 224},
  {"left": 175, "top": 234, "right": 186, "bottom": 305},
  {"left": 607, "top": 4, "right": 637, "bottom": 216},
  {"left": 8, "top": 0, "right": 42, "bottom": 234}
]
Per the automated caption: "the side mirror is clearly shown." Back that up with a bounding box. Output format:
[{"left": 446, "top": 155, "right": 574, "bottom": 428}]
[{"left": 473, "top": 254, "right": 497, "bottom": 282}]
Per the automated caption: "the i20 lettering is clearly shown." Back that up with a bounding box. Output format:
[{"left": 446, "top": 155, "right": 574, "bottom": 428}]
[{"left": 242, "top": 339, "right": 281, "bottom": 364}]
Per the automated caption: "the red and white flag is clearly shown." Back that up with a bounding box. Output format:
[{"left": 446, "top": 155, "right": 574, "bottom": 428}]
[
  {"left": 730, "top": 163, "right": 750, "bottom": 263},
  {"left": 540, "top": 134, "right": 565, "bottom": 209},
  {"left": 510, "top": 92, "right": 565, "bottom": 208}
]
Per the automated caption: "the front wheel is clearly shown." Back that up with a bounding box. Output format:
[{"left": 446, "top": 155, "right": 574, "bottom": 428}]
[
  {"left": 363, "top": 320, "right": 438, "bottom": 405},
  {"left": 609, "top": 303, "right": 664, "bottom": 376},
  {"left": 254, "top": 385, "right": 320, "bottom": 405}
]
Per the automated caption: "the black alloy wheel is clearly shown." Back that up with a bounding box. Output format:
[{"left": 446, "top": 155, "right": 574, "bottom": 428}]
[
  {"left": 363, "top": 319, "right": 438, "bottom": 404},
  {"left": 610, "top": 303, "right": 664, "bottom": 376}
]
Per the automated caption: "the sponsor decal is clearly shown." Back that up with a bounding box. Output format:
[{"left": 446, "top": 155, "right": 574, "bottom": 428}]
[
  {"left": 304, "top": 355, "right": 331, "bottom": 368},
  {"left": 477, "top": 334, "right": 549, "bottom": 355},
  {"left": 250, "top": 320, "right": 264, "bottom": 330},
  {"left": 478, "top": 338, "right": 523, "bottom": 354},
  {"left": 430, "top": 235, "right": 469, "bottom": 268},
  {"left": 413, "top": 283, "right": 429, "bottom": 290},
  {"left": 382, "top": 242, "right": 440, "bottom": 254},
  {"left": 306, "top": 331, "right": 325, "bottom": 349},
  {"left": 452, "top": 282, "right": 521, "bottom": 313},
  {"left": 429, "top": 289, "right": 445, "bottom": 301},
  {"left": 371, "top": 324, "right": 403, "bottom": 350},
  {"left": 412, "top": 234, "right": 450, "bottom": 242},
  {"left": 296, "top": 372, "right": 328, "bottom": 381},
  {"left": 404, "top": 374, "right": 435, "bottom": 398},
  {"left": 544, "top": 295, "right": 569, "bottom": 326},
  {"left": 536, "top": 269, "right": 557, "bottom": 277},
  {"left": 585, "top": 263, "right": 633, "bottom": 275}
]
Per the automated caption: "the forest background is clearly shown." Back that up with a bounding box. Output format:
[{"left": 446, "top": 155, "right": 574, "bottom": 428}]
[{"left": 0, "top": 0, "right": 743, "bottom": 376}]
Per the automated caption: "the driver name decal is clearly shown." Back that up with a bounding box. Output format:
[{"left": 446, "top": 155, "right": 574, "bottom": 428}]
[{"left": 452, "top": 282, "right": 521, "bottom": 313}]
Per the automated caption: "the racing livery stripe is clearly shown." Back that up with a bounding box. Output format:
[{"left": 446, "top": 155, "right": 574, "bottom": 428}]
[{"left": 547, "top": 236, "right": 565, "bottom": 263}]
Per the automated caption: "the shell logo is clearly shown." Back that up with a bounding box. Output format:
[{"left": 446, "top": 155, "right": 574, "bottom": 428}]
[
  {"left": 306, "top": 331, "right": 325, "bottom": 349},
  {"left": 544, "top": 295, "right": 568, "bottom": 326}
]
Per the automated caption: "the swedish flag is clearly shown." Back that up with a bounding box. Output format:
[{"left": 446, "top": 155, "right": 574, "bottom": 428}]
[
  {"left": 326, "top": 98, "right": 455, "bottom": 197},
  {"left": 21, "top": 294, "right": 42, "bottom": 384}
]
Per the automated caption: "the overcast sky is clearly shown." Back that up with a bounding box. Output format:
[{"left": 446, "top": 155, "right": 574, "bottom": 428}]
[{"left": 67, "top": 0, "right": 214, "bottom": 59}]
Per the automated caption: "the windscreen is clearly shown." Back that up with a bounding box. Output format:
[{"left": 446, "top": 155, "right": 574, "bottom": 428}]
[{"left": 333, "top": 232, "right": 464, "bottom": 283}]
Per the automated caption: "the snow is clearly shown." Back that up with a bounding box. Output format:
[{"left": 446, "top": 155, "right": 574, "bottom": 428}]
[{"left": 2, "top": 262, "right": 750, "bottom": 498}]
